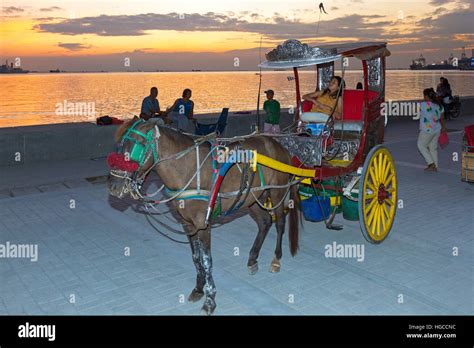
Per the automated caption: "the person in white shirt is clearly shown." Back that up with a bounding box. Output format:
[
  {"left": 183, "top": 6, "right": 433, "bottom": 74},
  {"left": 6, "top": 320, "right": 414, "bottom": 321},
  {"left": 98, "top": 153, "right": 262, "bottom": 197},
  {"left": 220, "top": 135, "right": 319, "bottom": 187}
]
[{"left": 417, "top": 88, "right": 447, "bottom": 172}]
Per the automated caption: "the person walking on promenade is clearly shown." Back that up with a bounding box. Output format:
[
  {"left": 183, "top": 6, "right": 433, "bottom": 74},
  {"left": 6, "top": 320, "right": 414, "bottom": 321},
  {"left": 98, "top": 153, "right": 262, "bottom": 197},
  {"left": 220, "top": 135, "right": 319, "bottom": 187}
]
[{"left": 417, "top": 88, "right": 447, "bottom": 172}]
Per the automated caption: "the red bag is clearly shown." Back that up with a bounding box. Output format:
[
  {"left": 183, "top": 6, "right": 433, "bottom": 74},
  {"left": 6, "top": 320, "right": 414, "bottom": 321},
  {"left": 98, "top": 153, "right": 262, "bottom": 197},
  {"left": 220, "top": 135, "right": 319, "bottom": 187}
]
[
  {"left": 439, "top": 131, "right": 449, "bottom": 149},
  {"left": 111, "top": 117, "right": 124, "bottom": 125}
]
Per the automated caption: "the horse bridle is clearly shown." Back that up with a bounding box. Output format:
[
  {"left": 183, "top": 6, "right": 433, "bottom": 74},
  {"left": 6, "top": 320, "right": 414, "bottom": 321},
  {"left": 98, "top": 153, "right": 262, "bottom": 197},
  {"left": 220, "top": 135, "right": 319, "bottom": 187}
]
[{"left": 109, "top": 119, "right": 161, "bottom": 199}]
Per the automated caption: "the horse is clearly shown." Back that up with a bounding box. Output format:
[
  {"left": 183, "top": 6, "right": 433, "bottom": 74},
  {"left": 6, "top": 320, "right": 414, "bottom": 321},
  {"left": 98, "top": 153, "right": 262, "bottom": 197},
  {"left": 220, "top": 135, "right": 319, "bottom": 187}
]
[{"left": 107, "top": 117, "right": 300, "bottom": 315}]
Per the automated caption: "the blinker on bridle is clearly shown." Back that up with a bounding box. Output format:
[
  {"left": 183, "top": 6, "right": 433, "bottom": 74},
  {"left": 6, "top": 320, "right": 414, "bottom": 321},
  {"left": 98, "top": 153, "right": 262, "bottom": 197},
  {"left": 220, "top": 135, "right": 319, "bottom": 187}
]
[{"left": 107, "top": 119, "right": 160, "bottom": 185}]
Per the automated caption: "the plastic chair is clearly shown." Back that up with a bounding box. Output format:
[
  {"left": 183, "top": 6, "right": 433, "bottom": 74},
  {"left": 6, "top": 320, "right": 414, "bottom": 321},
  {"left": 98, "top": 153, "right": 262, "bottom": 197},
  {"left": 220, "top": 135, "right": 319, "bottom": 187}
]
[{"left": 195, "top": 108, "right": 229, "bottom": 136}]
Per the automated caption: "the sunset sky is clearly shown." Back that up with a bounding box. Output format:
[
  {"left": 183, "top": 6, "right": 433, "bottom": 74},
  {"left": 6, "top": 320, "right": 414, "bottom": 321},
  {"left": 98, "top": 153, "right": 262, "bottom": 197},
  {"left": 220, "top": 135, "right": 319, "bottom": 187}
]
[{"left": 1, "top": 0, "right": 473, "bottom": 70}]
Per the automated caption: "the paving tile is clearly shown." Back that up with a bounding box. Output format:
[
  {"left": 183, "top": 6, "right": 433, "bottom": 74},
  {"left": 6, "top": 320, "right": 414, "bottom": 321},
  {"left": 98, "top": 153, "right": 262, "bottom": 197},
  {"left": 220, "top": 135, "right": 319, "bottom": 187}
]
[
  {"left": 37, "top": 183, "right": 68, "bottom": 193},
  {"left": 63, "top": 179, "right": 92, "bottom": 189},
  {"left": 10, "top": 186, "right": 42, "bottom": 197}
]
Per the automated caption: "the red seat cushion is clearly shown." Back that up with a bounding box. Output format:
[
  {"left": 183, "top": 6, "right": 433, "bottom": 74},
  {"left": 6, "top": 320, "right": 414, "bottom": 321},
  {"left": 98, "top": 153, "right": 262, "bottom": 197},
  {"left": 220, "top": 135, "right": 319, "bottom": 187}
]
[
  {"left": 111, "top": 117, "right": 124, "bottom": 125},
  {"left": 300, "top": 89, "right": 378, "bottom": 122},
  {"left": 342, "top": 90, "right": 378, "bottom": 121}
]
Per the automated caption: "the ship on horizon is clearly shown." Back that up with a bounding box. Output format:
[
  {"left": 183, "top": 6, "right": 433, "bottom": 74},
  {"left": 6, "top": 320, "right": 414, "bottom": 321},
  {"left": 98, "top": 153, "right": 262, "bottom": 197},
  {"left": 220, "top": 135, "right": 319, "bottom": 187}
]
[
  {"left": 410, "top": 47, "right": 474, "bottom": 70},
  {"left": 0, "top": 60, "right": 29, "bottom": 74}
]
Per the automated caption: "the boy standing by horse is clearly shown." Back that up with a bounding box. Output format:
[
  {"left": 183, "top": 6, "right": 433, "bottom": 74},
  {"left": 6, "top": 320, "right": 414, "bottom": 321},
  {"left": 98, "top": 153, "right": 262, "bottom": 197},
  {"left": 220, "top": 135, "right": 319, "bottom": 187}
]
[{"left": 263, "top": 89, "right": 281, "bottom": 134}]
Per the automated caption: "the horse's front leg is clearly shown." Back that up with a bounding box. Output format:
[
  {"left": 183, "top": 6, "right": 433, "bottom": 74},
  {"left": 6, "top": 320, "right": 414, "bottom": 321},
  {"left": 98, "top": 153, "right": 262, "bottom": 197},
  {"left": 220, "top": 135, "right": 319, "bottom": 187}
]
[
  {"left": 187, "top": 231, "right": 205, "bottom": 303},
  {"left": 195, "top": 228, "right": 216, "bottom": 315}
]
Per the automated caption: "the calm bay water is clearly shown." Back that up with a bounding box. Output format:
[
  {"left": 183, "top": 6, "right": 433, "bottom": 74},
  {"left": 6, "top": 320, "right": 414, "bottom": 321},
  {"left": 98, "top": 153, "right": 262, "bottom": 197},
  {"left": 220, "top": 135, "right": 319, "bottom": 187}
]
[{"left": 0, "top": 70, "right": 473, "bottom": 127}]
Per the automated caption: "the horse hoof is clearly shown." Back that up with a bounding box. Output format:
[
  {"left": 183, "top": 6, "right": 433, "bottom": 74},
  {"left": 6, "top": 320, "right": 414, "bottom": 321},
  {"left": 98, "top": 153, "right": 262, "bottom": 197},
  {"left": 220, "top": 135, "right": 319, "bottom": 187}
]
[
  {"left": 188, "top": 289, "right": 204, "bottom": 302},
  {"left": 248, "top": 262, "right": 259, "bottom": 275},
  {"left": 269, "top": 262, "right": 281, "bottom": 273},
  {"left": 200, "top": 301, "right": 216, "bottom": 316}
]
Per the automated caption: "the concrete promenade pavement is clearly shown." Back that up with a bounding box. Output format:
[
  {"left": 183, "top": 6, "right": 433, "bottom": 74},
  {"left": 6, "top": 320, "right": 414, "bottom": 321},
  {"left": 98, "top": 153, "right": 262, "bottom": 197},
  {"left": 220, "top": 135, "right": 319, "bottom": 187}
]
[{"left": 0, "top": 115, "right": 473, "bottom": 315}]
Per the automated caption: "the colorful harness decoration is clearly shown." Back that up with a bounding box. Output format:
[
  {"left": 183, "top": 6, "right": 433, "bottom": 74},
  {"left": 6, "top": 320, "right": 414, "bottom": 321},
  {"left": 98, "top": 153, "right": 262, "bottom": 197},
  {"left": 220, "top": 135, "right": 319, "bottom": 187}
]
[
  {"left": 107, "top": 119, "right": 159, "bottom": 175},
  {"left": 119, "top": 119, "right": 158, "bottom": 171}
]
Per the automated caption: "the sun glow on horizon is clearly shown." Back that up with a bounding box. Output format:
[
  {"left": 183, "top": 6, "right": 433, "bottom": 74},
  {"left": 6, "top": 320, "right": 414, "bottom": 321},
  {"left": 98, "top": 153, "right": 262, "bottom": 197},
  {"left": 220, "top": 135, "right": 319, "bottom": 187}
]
[{"left": 1, "top": 0, "right": 472, "bottom": 69}]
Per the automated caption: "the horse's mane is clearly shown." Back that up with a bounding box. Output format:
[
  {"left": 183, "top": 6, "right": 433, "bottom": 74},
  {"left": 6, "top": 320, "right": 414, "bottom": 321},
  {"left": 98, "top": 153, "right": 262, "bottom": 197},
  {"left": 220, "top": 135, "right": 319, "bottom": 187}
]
[{"left": 115, "top": 117, "right": 139, "bottom": 142}]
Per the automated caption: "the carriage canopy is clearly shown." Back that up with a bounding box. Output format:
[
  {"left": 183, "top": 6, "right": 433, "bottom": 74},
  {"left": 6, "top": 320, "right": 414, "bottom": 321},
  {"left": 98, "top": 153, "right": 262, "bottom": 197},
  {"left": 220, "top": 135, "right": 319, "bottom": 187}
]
[
  {"left": 258, "top": 39, "right": 390, "bottom": 115},
  {"left": 258, "top": 40, "right": 391, "bottom": 69}
]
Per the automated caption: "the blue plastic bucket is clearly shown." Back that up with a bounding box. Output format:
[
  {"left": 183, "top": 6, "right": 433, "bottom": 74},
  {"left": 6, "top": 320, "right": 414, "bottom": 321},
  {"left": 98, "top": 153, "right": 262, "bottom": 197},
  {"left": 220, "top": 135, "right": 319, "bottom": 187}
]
[
  {"left": 301, "top": 194, "right": 331, "bottom": 222},
  {"left": 305, "top": 123, "right": 325, "bottom": 136}
]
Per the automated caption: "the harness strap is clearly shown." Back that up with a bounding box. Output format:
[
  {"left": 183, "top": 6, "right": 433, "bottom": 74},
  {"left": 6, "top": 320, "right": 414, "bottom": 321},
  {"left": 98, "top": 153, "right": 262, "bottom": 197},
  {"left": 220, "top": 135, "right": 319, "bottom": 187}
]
[
  {"left": 196, "top": 144, "right": 201, "bottom": 194},
  {"left": 224, "top": 164, "right": 255, "bottom": 216},
  {"left": 124, "top": 119, "right": 144, "bottom": 136},
  {"left": 257, "top": 164, "right": 265, "bottom": 186},
  {"left": 163, "top": 188, "right": 255, "bottom": 199},
  {"left": 205, "top": 161, "right": 233, "bottom": 224},
  {"left": 210, "top": 141, "right": 218, "bottom": 183},
  {"left": 135, "top": 125, "right": 161, "bottom": 182},
  {"left": 154, "top": 125, "right": 160, "bottom": 158}
]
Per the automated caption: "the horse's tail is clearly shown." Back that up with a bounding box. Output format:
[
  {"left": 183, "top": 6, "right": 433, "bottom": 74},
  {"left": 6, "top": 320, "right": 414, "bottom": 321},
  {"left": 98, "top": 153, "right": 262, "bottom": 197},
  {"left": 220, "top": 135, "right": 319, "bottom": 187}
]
[{"left": 288, "top": 183, "right": 300, "bottom": 256}]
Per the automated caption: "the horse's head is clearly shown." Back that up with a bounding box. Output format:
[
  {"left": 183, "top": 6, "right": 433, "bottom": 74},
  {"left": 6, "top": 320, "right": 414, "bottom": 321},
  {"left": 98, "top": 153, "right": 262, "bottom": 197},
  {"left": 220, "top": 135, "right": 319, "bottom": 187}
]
[{"left": 107, "top": 117, "right": 160, "bottom": 200}]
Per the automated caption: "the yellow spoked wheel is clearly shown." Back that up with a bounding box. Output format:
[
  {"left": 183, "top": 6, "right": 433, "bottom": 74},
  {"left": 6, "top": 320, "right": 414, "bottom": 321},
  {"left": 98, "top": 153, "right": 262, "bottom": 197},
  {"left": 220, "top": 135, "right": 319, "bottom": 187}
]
[{"left": 358, "top": 145, "right": 397, "bottom": 243}]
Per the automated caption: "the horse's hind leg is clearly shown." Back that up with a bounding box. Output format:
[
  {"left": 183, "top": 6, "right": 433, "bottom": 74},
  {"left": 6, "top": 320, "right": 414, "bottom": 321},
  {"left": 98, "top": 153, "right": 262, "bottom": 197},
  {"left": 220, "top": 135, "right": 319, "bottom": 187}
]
[
  {"left": 270, "top": 189, "right": 287, "bottom": 273},
  {"left": 247, "top": 203, "right": 273, "bottom": 275}
]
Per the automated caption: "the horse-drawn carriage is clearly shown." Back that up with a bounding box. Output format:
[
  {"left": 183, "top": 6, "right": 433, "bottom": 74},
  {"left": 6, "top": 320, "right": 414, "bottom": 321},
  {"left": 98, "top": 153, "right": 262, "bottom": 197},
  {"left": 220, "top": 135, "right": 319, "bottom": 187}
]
[
  {"left": 249, "top": 39, "right": 398, "bottom": 243},
  {"left": 107, "top": 40, "right": 397, "bottom": 314}
]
